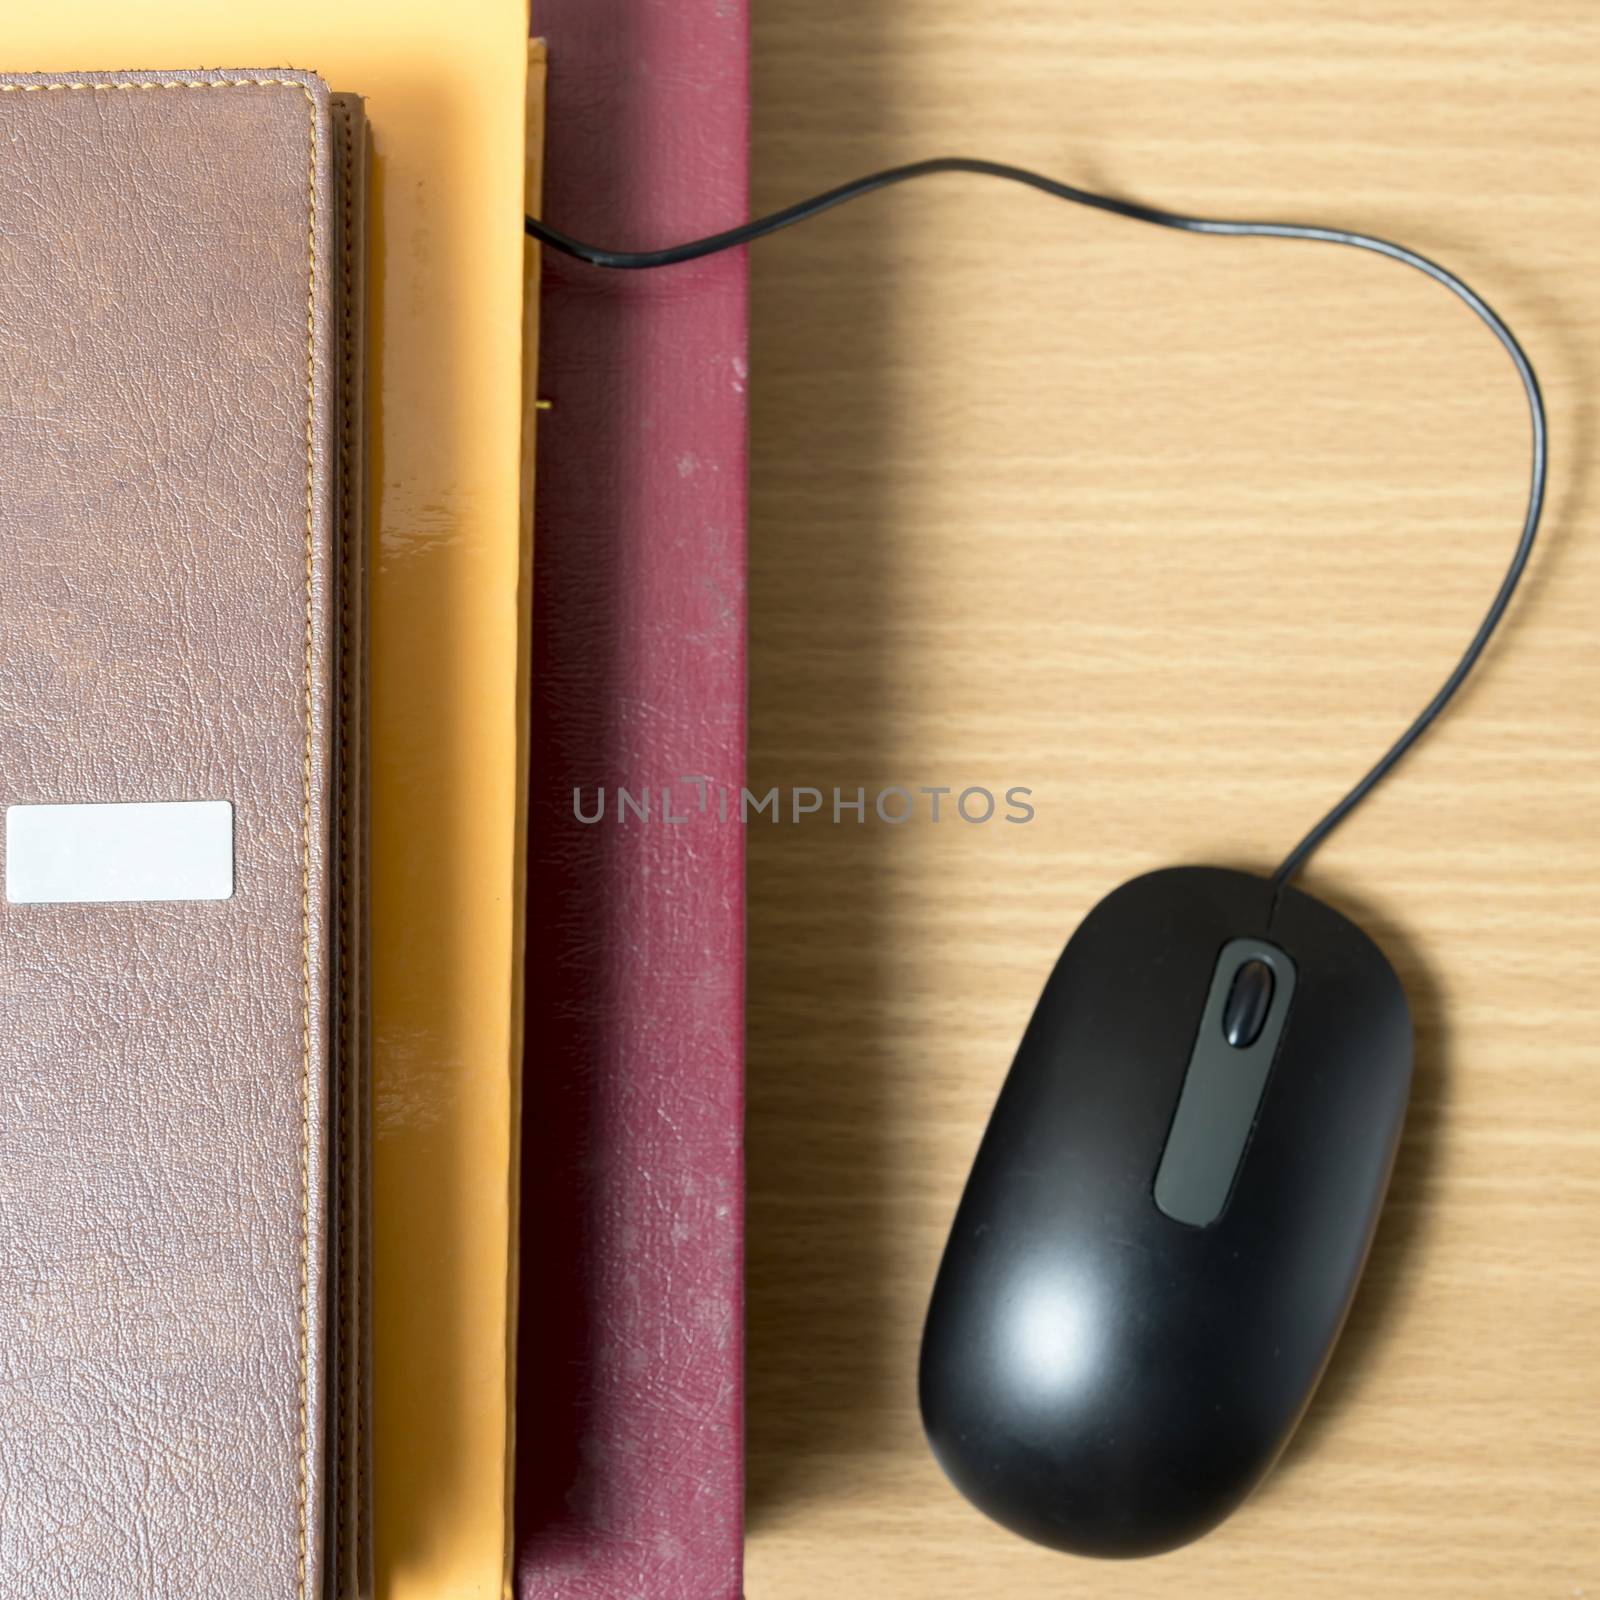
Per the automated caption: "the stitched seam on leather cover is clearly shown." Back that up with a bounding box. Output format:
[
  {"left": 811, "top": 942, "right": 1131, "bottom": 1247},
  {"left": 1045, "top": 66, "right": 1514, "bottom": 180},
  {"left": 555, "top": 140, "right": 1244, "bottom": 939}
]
[
  {"left": 0, "top": 74, "right": 324, "bottom": 1600},
  {"left": 0, "top": 78, "right": 313, "bottom": 91},
  {"left": 333, "top": 95, "right": 356, "bottom": 1595},
  {"left": 298, "top": 86, "right": 320, "bottom": 1600},
  {"left": 0, "top": 76, "right": 316, "bottom": 94}
]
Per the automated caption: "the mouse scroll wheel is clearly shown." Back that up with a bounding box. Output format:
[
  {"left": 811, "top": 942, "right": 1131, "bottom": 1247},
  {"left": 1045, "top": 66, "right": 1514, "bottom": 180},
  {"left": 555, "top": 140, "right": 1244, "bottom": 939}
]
[{"left": 1221, "top": 959, "right": 1276, "bottom": 1049}]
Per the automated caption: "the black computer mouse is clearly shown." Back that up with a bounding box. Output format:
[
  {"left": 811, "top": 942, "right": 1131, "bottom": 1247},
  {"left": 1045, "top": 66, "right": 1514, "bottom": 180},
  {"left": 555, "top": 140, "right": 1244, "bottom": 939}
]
[{"left": 919, "top": 865, "right": 1412, "bottom": 1558}]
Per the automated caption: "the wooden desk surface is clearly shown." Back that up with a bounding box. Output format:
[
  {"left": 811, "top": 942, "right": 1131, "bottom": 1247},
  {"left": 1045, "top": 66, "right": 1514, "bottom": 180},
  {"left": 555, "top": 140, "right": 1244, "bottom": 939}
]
[{"left": 742, "top": 4, "right": 1599, "bottom": 1595}]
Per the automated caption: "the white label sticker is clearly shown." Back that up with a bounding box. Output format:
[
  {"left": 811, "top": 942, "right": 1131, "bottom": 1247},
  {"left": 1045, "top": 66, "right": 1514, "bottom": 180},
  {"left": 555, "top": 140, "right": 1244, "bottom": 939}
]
[{"left": 5, "top": 801, "right": 234, "bottom": 904}]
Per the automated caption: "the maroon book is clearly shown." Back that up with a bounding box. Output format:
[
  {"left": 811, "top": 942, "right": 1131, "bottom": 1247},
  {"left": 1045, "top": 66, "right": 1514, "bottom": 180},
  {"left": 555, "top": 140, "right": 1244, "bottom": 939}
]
[{"left": 518, "top": 3, "right": 748, "bottom": 1597}]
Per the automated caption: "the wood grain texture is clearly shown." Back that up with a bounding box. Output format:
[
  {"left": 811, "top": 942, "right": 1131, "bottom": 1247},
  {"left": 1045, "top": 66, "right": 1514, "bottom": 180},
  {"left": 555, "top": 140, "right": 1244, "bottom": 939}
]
[{"left": 742, "top": 3, "right": 1600, "bottom": 1595}]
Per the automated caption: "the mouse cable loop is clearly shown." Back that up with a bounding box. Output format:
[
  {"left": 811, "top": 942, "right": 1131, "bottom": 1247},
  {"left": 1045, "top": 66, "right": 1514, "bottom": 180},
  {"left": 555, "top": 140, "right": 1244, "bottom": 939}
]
[{"left": 525, "top": 157, "right": 1547, "bottom": 889}]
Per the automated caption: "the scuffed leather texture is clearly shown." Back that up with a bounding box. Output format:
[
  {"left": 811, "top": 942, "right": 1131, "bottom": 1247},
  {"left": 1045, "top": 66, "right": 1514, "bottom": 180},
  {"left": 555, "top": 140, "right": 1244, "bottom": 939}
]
[
  {"left": 0, "top": 68, "right": 368, "bottom": 1599},
  {"left": 517, "top": 4, "right": 749, "bottom": 1599}
]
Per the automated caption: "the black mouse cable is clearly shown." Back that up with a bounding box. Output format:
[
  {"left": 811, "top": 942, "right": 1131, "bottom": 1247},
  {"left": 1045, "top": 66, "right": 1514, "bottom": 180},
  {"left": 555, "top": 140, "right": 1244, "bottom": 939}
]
[{"left": 524, "top": 157, "right": 1548, "bottom": 889}]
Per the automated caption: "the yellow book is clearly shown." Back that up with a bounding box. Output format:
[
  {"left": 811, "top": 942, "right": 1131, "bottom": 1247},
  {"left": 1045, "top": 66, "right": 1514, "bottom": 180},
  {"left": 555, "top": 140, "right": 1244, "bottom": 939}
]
[{"left": 2, "top": 6, "right": 534, "bottom": 1597}]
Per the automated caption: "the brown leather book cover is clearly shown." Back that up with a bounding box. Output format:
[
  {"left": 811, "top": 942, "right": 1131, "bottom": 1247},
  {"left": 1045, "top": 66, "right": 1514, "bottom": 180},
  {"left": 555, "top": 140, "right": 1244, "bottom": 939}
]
[{"left": 0, "top": 68, "right": 369, "bottom": 1599}]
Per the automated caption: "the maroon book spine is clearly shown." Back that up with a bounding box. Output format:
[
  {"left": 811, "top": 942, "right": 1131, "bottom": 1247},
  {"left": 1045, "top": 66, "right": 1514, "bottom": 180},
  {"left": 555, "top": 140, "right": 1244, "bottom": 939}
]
[{"left": 518, "top": 3, "right": 748, "bottom": 1597}]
